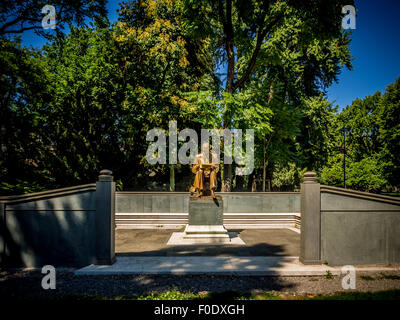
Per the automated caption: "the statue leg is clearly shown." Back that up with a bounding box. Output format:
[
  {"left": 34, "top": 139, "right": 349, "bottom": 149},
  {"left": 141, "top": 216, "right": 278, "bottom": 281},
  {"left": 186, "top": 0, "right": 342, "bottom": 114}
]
[
  {"left": 198, "top": 171, "right": 204, "bottom": 196},
  {"left": 210, "top": 170, "right": 217, "bottom": 197},
  {"left": 193, "top": 170, "right": 204, "bottom": 197}
]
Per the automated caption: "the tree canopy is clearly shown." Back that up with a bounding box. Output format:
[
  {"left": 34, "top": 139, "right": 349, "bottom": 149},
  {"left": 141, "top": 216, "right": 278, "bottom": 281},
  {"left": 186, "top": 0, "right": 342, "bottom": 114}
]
[{"left": 1, "top": 0, "right": 399, "bottom": 195}]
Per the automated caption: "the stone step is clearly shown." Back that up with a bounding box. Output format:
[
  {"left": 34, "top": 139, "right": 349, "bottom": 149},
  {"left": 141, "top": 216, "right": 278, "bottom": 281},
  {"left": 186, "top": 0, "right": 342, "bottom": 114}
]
[
  {"left": 115, "top": 212, "right": 300, "bottom": 227},
  {"left": 116, "top": 213, "right": 299, "bottom": 219},
  {"left": 184, "top": 225, "right": 229, "bottom": 235},
  {"left": 74, "top": 256, "right": 358, "bottom": 276}
]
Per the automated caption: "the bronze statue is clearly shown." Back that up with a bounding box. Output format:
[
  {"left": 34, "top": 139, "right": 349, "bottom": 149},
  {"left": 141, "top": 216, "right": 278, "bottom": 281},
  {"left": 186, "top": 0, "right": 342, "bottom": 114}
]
[{"left": 189, "top": 141, "right": 219, "bottom": 198}]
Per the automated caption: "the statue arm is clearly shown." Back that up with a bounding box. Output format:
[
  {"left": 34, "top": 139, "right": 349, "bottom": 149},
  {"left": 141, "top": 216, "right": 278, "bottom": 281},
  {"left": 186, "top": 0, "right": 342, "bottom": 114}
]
[
  {"left": 192, "top": 155, "right": 201, "bottom": 173},
  {"left": 192, "top": 164, "right": 200, "bottom": 173}
]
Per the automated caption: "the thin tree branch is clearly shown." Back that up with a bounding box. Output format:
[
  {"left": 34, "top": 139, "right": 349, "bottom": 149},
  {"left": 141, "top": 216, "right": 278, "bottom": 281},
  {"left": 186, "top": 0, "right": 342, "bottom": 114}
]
[
  {"left": 233, "top": 11, "right": 284, "bottom": 91},
  {"left": 0, "top": 16, "right": 25, "bottom": 34},
  {"left": 1, "top": 25, "right": 42, "bottom": 34}
]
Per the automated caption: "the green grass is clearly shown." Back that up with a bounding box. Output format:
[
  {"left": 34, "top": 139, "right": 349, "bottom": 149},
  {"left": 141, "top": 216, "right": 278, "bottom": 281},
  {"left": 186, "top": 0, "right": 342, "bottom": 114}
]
[
  {"left": 307, "top": 290, "right": 400, "bottom": 300},
  {"left": 360, "top": 275, "right": 375, "bottom": 281},
  {"left": 74, "top": 289, "right": 400, "bottom": 301},
  {"left": 358, "top": 273, "right": 400, "bottom": 281},
  {"left": 378, "top": 273, "right": 400, "bottom": 280},
  {"left": 325, "top": 270, "right": 334, "bottom": 279},
  {"left": 136, "top": 290, "right": 199, "bottom": 300},
  {"left": 134, "top": 290, "right": 281, "bottom": 300}
]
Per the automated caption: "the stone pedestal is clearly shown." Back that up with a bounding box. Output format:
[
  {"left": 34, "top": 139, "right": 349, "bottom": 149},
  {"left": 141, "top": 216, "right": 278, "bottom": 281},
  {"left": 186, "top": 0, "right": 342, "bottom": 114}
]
[
  {"left": 300, "top": 171, "right": 321, "bottom": 265},
  {"left": 95, "top": 169, "right": 116, "bottom": 265},
  {"left": 184, "top": 196, "right": 229, "bottom": 241}
]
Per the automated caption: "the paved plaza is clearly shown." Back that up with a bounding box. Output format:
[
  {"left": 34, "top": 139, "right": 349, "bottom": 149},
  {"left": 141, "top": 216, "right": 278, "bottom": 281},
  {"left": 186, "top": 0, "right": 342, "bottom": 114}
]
[{"left": 115, "top": 228, "right": 301, "bottom": 257}]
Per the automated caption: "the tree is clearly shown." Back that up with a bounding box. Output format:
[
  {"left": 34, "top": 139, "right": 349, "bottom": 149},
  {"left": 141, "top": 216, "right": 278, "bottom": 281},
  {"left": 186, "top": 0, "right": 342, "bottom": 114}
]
[
  {"left": 0, "top": 1, "right": 108, "bottom": 195},
  {"left": 340, "top": 92, "right": 382, "bottom": 161},
  {"left": 0, "top": 0, "right": 357, "bottom": 194},
  {"left": 319, "top": 78, "right": 400, "bottom": 192},
  {"left": 183, "top": 0, "right": 353, "bottom": 191},
  {"left": 117, "top": 0, "right": 213, "bottom": 191},
  {"left": 378, "top": 77, "right": 400, "bottom": 188},
  {"left": 0, "top": 0, "right": 107, "bottom": 37},
  {"left": 0, "top": 37, "right": 55, "bottom": 194},
  {"left": 320, "top": 155, "right": 386, "bottom": 191}
]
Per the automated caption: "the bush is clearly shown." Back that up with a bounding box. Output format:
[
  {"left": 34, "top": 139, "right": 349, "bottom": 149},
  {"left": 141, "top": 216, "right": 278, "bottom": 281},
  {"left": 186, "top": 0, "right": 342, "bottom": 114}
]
[
  {"left": 272, "top": 163, "right": 306, "bottom": 191},
  {"left": 320, "top": 156, "right": 387, "bottom": 191}
]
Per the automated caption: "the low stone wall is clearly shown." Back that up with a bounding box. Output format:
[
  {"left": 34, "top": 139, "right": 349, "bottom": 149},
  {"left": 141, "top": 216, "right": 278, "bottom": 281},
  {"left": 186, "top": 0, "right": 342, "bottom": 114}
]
[
  {"left": 0, "top": 170, "right": 116, "bottom": 268},
  {"left": 115, "top": 192, "right": 301, "bottom": 228},
  {"left": 320, "top": 186, "right": 400, "bottom": 266},
  {"left": 5, "top": 170, "right": 398, "bottom": 268},
  {"left": 300, "top": 171, "right": 400, "bottom": 266},
  {"left": 0, "top": 184, "right": 97, "bottom": 267}
]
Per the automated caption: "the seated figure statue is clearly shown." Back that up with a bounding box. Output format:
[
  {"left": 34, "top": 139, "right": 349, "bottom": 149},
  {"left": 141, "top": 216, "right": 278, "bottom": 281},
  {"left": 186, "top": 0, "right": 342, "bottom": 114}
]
[{"left": 189, "top": 141, "right": 219, "bottom": 198}]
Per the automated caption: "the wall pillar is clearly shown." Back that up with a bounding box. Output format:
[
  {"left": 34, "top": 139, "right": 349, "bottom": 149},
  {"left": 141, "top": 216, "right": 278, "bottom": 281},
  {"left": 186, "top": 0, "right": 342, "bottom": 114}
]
[
  {"left": 95, "top": 169, "right": 116, "bottom": 265},
  {"left": 300, "top": 172, "right": 321, "bottom": 264}
]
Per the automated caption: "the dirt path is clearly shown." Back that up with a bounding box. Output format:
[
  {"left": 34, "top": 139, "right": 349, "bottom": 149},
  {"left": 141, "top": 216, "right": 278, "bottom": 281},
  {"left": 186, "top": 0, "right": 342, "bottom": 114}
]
[{"left": 1, "top": 269, "right": 399, "bottom": 300}]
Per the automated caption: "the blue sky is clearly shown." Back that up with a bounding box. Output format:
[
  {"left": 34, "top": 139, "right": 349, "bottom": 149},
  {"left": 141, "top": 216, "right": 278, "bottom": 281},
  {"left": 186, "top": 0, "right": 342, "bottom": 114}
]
[
  {"left": 20, "top": 0, "right": 400, "bottom": 110},
  {"left": 328, "top": 0, "right": 400, "bottom": 109}
]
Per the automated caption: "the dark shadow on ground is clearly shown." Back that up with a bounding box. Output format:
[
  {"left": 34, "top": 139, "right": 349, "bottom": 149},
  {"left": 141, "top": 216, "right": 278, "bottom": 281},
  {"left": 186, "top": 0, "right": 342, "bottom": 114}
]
[
  {"left": 0, "top": 269, "right": 299, "bottom": 300},
  {"left": 115, "top": 228, "right": 300, "bottom": 256},
  {"left": 0, "top": 228, "right": 301, "bottom": 299}
]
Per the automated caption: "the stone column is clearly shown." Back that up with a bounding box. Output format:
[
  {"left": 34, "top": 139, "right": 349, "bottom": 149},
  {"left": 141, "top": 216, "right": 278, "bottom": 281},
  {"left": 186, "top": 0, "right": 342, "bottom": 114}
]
[
  {"left": 300, "top": 172, "right": 321, "bottom": 264},
  {"left": 95, "top": 169, "right": 116, "bottom": 265}
]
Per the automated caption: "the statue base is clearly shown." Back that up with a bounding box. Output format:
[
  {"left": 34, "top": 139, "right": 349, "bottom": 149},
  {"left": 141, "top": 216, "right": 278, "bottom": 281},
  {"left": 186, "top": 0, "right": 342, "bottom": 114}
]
[{"left": 183, "top": 197, "right": 230, "bottom": 241}]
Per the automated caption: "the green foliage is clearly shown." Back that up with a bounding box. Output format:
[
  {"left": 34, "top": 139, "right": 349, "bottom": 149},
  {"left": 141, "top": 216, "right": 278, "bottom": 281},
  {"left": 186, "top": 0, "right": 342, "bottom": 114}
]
[
  {"left": 377, "top": 273, "right": 400, "bottom": 280},
  {"left": 182, "top": 0, "right": 353, "bottom": 190},
  {"left": 346, "top": 158, "right": 387, "bottom": 191},
  {"left": 0, "top": 0, "right": 107, "bottom": 37},
  {"left": 325, "top": 270, "right": 334, "bottom": 279},
  {"left": 320, "top": 155, "right": 386, "bottom": 191},
  {"left": 271, "top": 163, "right": 305, "bottom": 191},
  {"left": 309, "top": 290, "right": 400, "bottom": 300},
  {"left": 0, "top": 37, "right": 55, "bottom": 194},
  {"left": 0, "top": 1, "right": 212, "bottom": 194},
  {"left": 79, "top": 289, "right": 400, "bottom": 301},
  {"left": 360, "top": 275, "right": 375, "bottom": 281},
  {"left": 298, "top": 95, "right": 337, "bottom": 169},
  {"left": 12, "top": 1, "right": 400, "bottom": 195},
  {"left": 320, "top": 77, "right": 400, "bottom": 192},
  {"left": 378, "top": 78, "right": 400, "bottom": 187},
  {"left": 0, "top": 180, "right": 46, "bottom": 195},
  {"left": 136, "top": 289, "right": 198, "bottom": 300}
]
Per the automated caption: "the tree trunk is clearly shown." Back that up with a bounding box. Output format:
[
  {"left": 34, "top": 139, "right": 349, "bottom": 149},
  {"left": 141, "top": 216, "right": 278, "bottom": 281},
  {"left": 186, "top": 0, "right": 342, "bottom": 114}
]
[
  {"left": 262, "top": 135, "right": 267, "bottom": 191},
  {"left": 169, "top": 164, "right": 175, "bottom": 191},
  {"left": 235, "top": 174, "right": 244, "bottom": 191},
  {"left": 247, "top": 173, "right": 254, "bottom": 191},
  {"left": 222, "top": 163, "right": 232, "bottom": 192},
  {"left": 221, "top": 0, "right": 234, "bottom": 192},
  {"left": 251, "top": 172, "right": 257, "bottom": 192}
]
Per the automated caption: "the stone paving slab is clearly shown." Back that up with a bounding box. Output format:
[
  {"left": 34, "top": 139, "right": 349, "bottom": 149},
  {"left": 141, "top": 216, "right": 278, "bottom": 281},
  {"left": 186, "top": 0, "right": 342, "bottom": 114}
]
[
  {"left": 116, "top": 228, "right": 300, "bottom": 256},
  {"left": 75, "top": 256, "right": 399, "bottom": 276}
]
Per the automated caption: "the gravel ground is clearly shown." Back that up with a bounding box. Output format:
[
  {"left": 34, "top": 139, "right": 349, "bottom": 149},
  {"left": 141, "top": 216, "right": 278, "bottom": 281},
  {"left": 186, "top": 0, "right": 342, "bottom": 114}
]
[{"left": 1, "top": 269, "right": 400, "bottom": 300}]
